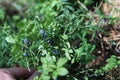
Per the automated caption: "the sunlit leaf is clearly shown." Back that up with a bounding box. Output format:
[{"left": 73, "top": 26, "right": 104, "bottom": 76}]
[
  {"left": 5, "top": 36, "right": 16, "bottom": 43},
  {"left": 57, "top": 58, "right": 68, "bottom": 67},
  {"left": 57, "top": 67, "right": 68, "bottom": 76}
]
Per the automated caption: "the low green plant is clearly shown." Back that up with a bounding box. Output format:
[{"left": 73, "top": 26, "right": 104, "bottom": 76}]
[
  {"left": 1, "top": 0, "right": 119, "bottom": 80},
  {"left": 95, "top": 55, "right": 120, "bottom": 76},
  {"left": 0, "top": 8, "right": 5, "bottom": 20},
  {"left": 39, "top": 55, "right": 68, "bottom": 80}
]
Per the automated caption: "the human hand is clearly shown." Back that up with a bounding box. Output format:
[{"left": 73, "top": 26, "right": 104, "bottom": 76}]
[{"left": 0, "top": 67, "right": 40, "bottom": 80}]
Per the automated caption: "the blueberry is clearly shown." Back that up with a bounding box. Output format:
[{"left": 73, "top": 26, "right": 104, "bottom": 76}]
[
  {"left": 47, "top": 39, "right": 50, "bottom": 43},
  {"left": 23, "top": 52, "right": 28, "bottom": 57},
  {"left": 54, "top": 49, "right": 59, "bottom": 54},
  {"left": 40, "top": 29, "right": 45, "bottom": 34},
  {"left": 42, "top": 33, "right": 46, "bottom": 38},
  {"left": 40, "top": 29, "right": 46, "bottom": 38},
  {"left": 23, "top": 38, "right": 29, "bottom": 44},
  {"left": 46, "top": 39, "right": 54, "bottom": 46}
]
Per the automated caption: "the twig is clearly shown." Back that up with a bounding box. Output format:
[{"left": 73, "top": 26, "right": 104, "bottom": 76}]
[
  {"left": 93, "top": 0, "right": 104, "bottom": 14},
  {"left": 77, "top": 0, "right": 88, "bottom": 11}
]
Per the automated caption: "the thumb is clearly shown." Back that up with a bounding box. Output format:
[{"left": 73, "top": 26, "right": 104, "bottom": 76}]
[{"left": 7, "top": 67, "right": 36, "bottom": 79}]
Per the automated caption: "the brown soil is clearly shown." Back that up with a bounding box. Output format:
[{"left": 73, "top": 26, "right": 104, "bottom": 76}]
[{"left": 85, "top": 0, "right": 120, "bottom": 79}]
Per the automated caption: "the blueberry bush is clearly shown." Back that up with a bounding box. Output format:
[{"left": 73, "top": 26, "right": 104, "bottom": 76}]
[{"left": 0, "top": 0, "right": 120, "bottom": 80}]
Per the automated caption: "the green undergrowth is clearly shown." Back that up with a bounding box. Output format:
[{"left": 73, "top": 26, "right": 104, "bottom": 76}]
[{"left": 0, "top": 0, "right": 119, "bottom": 80}]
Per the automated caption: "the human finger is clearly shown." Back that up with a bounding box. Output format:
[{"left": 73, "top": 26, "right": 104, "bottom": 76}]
[{"left": 6, "top": 67, "right": 36, "bottom": 79}]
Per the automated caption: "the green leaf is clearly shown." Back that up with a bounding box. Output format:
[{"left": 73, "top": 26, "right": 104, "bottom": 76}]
[
  {"left": 65, "top": 52, "right": 71, "bottom": 60},
  {"left": 71, "top": 57, "right": 75, "bottom": 64},
  {"left": 57, "top": 58, "right": 68, "bottom": 67},
  {"left": 13, "top": 15, "right": 20, "bottom": 20},
  {"left": 111, "top": 55, "right": 117, "bottom": 58},
  {"left": 33, "top": 76, "right": 39, "bottom": 80},
  {"left": 66, "top": 42, "right": 70, "bottom": 48},
  {"left": 5, "top": 36, "right": 16, "bottom": 43},
  {"left": 62, "top": 34, "right": 68, "bottom": 40},
  {"left": 84, "top": 76, "right": 89, "bottom": 80},
  {"left": 52, "top": 71, "right": 58, "bottom": 79},
  {"left": 0, "top": 9, "right": 5, "bottom": 19},
  {"left": 103, "top": 62, "right": 117, "bottom": 71},
  {"left": 68, "top": 49, "right": 73, "bottom": 53},
  {"left": 57, "top": 67, "right": 68, "bottom": 76},
  {"left": 117, "top": 60, "right": 120, "bottom": 64},
  {"left": 106, "top": 56, "right": 117, "bottom": 63}
]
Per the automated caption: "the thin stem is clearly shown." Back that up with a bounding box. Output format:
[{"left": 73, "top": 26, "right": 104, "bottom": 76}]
[{"left": 77, "top": 0, "right": 88, "bottom": 11}]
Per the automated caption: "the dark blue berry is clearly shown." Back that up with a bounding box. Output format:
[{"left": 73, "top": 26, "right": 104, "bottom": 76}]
[
  {"left": 23, "top": 38, "right": 29, "bottom": 44},
  {"left": 46, "top": 39, "right": 54, "bottom": 46},
  {"left": 40, "top": 29, "right": 46, "bottom": 38},
  {"left": 54, "top": 49, "right": 59, "bottom": 54},
  {"left": 47, "top": 39, "right": 51, "bottom": 43},
  {"left": 23, "top": 52, "right": 28, "bottom": 57},
  {"left": 40, "top": 29, "right": 45, "bottom": 34},
  {"left": 42, "top": 33, "right": 46, "bottom": 38}
]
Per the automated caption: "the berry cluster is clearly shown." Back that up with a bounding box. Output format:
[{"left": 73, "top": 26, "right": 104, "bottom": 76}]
[
  {"left": 40, "top": 29, "right": 59, "bottom": 55},
  {"left": 22, "top": 38, "right": 29, "bottom": 57},
  {"left": 40, "top": 29, "right": 46, "bottom": 38}
]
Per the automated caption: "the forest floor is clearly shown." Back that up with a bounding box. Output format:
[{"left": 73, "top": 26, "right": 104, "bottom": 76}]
[
  {"left": 0, "top": 0, "right": 120, "bottom": 80},
  {"left": 84, "top": 1, "right": 120, "bottom": 79},
  {"left": 91, "top": 23, "right": 120, "bottom": 80}
]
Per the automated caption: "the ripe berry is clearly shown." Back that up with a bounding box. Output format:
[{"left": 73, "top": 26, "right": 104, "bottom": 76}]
[
  {"left": 40, "top": 29, "right": 46, "bottom": 38},
  {"left": 40, "top": 29, "right": 45, "bottom": 34},
  {"left": 54, "top": 49, "right": 59, "bottom": 54},
  {"left": 23, "top": 38, "right": 29, "bottom": 44},
  {"left": 23, "top": 52, "right": 28, "bottom": 57},
  {"left": 46, "top": 39, "right": 54, "bottom": 46}
]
